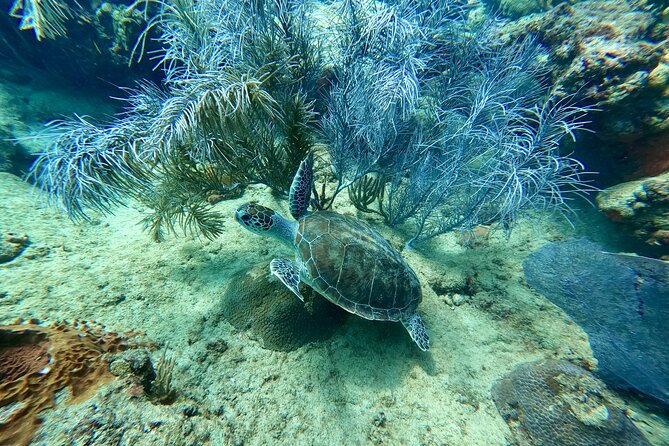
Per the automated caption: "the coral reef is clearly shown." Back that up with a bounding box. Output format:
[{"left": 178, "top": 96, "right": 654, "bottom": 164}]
[
  {"left": 218, "top": 264, "right": 348, "bottom": 352},
  {"left": 492, "top": 359, "right": 651, "bottom": 446},
  {"left": 498, "top": 0, "right": 669, "bottom": 142},
  {"left": 596, "top": 171, "right": 669, "bottom": 246},
  {"left": 523, "top": 239, "right": 669, "bottom": 406},
  {"left": 0, "top": 319, "right": 133, "bottom": 446},
  {"left": 495, "top": 0, "right": 669, "bottom": 250},
  {"left": 0, "top": 232, "right": 30, "bottom": 263}
]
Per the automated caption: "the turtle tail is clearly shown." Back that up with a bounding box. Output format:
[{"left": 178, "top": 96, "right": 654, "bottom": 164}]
[{"left": 402, "top": 312, "right": 430, "bottom": 351}]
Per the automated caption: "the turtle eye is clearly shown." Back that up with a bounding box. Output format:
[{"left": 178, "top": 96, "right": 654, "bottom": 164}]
[{"left": 241, "top": 214, "right": 251, "bottom": 222}]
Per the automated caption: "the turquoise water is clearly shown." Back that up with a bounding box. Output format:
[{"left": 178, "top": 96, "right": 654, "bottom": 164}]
[{"left": 1, "top": 0, "right": 668, "bottom": 445}]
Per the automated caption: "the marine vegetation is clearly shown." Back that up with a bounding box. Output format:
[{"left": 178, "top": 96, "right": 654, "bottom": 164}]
[
  {"left": 27, "top": 0, "right": 592, "bottom": 246},
  {"left": 149, "top": 344, "right": 176, "bottom": 404},
  {"left": 9, "top": 0, "right": 73, "bottom": 40}
]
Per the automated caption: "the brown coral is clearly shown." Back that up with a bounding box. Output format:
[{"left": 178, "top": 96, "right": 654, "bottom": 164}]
[
  {"left": 492, "top": 359, "right": 651, "bottom": 446},
  {"left": 0, "top": 319, "right": 132, "bottom": 446},
  {"left": 219, "top": 264, "right": 348, "bottom": 351}
]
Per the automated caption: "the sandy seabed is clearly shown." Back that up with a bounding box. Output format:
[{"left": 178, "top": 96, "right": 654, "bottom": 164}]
[{"left": 1, "top": 170, "right": 667, "bottom": 446}]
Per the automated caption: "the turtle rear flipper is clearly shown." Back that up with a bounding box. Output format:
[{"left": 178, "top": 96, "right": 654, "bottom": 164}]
[
  {"left": 270, "top": 258, "right": 304, "bottom": 301},
  {"left": 402, "top": 312, "right": 430, "bottom": 351},
  {"left": 289, "top": 152, "right": 314, "bottom": 220}
]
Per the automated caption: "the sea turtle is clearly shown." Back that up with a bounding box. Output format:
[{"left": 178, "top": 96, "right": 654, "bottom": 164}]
[{"left": 234, "top": 154, "right": 430, "bottom": 351}]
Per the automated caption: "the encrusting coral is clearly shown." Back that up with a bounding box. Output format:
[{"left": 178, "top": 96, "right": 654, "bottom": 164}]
[{"left": 0, "top": 319, "right": 135, "bottom": 446}]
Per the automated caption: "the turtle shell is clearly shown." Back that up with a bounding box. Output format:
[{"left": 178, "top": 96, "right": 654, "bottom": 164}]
[{"left": 294, "top": 211, "right": 421, "bottom": 321}]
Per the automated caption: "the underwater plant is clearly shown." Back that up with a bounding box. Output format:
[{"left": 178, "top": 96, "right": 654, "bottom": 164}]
[
  {"left": 149, "top": 344, "right": 176, "bottom": 404},
  {"left": 27, "top": 115, "right": 153, "bottom": 221},
  {"left": 9, "top": 0, "right": 72, "bottom": 40},
  {"left": 314, "top": 0, "right": 592, "bottom": 245},
  {"left": 29, "top": 0, "right": 323, "bottom": 240},
  {"left": 28, "top": 0, "right": 592, "bottom": 245}
]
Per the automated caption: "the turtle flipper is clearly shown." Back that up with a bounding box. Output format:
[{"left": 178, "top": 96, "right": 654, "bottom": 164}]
[
  {"left": 402, "top": 312, "right": 430, "bottom": 351},
  {"left": 270, "top": 258, "right": 304, "bottom": 301},
  {"left": 289, "top": 152, "right": 314, "bottom": 220}
]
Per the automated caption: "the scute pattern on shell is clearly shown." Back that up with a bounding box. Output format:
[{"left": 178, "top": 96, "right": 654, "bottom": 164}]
[{"left": 295, "top": 211, "right": 421, "bottom": 321}]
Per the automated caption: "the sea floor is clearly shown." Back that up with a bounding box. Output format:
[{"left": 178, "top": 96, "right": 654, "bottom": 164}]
[{"left": 2, "top": 170, "right": 667, "bottom": 446}]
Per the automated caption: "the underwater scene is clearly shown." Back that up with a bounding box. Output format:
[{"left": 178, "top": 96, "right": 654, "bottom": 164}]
[{"left": 1, "top": 0, "right": 669, "bottom": 444}]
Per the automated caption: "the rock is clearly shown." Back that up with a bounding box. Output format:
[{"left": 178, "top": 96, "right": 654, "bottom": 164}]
[
  {"left": 122, "top": 349, "right": 156, "bottom": 389},
  {"left": 498, "top": 1, "right": 669, "bottom": 142},
  {"left": 0, "top": 129, "right": 33, "bottom": 176},
  {"left": 523, "top": 239, "right": 669, "bottom": 406},
  {"left": 648, "top": 53, "right": 669, "bottom": 94},
  {"left": 2, "top": 0, "right": 162, "bottom": 93},
  {"left": 0, "top": 233, "right": 30, "bottom": 264},
  {"left": 492, "top": 359, "right": 651, "bottom": 446},
  {"left": 109, "top": 359, "right": 132, "bottom": 377},
  {"left": 451, "top": 293, "right": 468, "bottom": 306},
  {"left": 596, "top": 171, "right": 669, "bottom": 246}
]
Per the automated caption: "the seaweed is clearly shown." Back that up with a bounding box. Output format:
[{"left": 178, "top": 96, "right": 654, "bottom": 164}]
[
  {"left": 140, "top": 156, "right": 228, "bottom": 242},
  {"left": 318, "top": 4, "right": 593, "bottom": 245},
  {"left": 29, "top": 0, "right": 323, "bottom": 238},
  {"left": 27, "top": 0, "right": 592, "bottom": 245}
]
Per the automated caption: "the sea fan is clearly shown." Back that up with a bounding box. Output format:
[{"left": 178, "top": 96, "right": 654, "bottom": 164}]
[
  {"left": 27, "top": 0, "right": 593, "bottom": 246},
  {"left": 27, "top": 116, "right": 152, "bottom": 221}
]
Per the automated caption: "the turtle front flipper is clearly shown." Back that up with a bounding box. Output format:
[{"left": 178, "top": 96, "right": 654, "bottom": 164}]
[
  {"left": 402, "top": 312, "right": 430, "bottom": 351},
  {"left": 270, "top": 258, "right": 304, "bottom": 301},
  {"left": 289, "top": 152, "right": 314, "bottom": 220}
]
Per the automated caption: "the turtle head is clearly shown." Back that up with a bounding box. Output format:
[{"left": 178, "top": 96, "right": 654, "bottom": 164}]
[{"left": 235, "top": 203, "right": 297, "bottom": 245}]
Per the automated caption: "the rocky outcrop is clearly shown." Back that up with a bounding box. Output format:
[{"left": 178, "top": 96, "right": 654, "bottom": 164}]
[
  {"left": 499, "top": 0, "right": 669, "bottom": 142},
  {"left": 1, "top": 0, "right": 162, "bottom": 91},
  {"left": 597, "top": 171, "right": 669, "bottom": 246}
]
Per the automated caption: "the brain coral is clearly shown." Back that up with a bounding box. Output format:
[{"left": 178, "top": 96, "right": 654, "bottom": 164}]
[
  {"left": 492, "top": 359, "right": 651, "bottom": 446},
  {"left": 220, "top": 264, "right": 348, "bottom": 351},
  {"left": 0, "top": 319, "right": 132, "bottom": 446}
]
